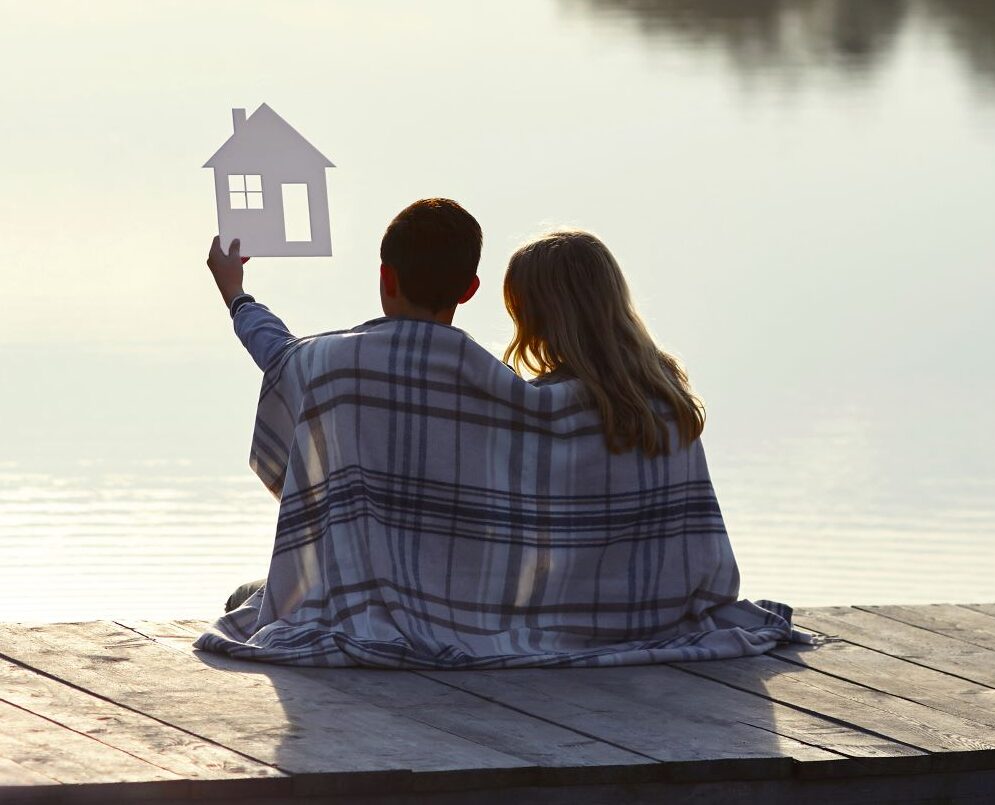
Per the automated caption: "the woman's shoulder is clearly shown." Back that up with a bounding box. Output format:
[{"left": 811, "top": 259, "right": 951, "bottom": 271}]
[{"left": 528, "top": 366, "right": 578, "bottom": 388}]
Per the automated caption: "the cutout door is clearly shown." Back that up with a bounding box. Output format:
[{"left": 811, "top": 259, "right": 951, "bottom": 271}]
[{"left": 281, "top": 183, "right": 312, "bottom": 242}]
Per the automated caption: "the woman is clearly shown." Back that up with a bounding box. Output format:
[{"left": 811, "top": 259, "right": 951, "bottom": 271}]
[
  {"left": 503, "top": 229, "right": 705, "bottom": 458},
  {"left": 484, "top": 229, "right": 803, "bottom": 665}
]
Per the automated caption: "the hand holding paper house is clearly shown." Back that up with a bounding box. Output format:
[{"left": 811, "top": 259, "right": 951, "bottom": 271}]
[{"left": 204, "top": 104, "right": 334, "bottom": 258}]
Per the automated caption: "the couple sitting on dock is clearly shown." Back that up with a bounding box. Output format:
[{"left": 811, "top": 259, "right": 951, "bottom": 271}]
[{"left": 197, "top": 198, "right": 805, "bottom": 668}]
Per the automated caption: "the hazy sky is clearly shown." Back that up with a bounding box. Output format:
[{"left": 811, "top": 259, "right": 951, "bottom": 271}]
[
  {"left": 1, "top": 0, "right": 993, "bottom": 470},
  {"left": 2, "top": 0, "right": 993, "bottom": 614},
  {"left": 0, "top": 2, "right": 995, "bottom": 450},
  {"left": 2, "top": 0, "right": 990, "bottom": 362}
]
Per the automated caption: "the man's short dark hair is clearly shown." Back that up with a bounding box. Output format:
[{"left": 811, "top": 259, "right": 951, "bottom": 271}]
[{"left": 380, "top": 198, "right": 482, "bottom": 312}]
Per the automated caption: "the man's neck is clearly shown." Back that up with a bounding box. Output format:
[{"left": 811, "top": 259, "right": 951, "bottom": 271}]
[{"left": 383, "top": 302, "right": 456, "bottom": 326}]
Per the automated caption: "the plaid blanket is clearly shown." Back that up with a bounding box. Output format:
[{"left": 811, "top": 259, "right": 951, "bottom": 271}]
[{"left": 195, "top": 316, "right": 803, "bottom": 667}]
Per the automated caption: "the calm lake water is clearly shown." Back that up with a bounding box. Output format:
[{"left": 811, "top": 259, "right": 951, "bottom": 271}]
[{"left": 1, "top": 0, "right": 993, "bottom": 621}]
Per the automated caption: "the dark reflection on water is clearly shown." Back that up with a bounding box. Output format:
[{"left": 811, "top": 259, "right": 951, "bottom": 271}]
[
  {"left": 933, "top": 0, "right": 995, "bottom": 80},
  {"left": 566, "top": 0, "right": 995, "bottom": 87}
]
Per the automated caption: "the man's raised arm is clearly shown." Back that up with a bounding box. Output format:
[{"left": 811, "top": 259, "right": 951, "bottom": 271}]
[{"left": 206, "top": 236, "right": 297, "bottom": 371}]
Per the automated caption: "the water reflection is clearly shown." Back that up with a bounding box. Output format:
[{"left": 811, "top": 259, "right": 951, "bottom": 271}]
[
  {"left": 567, "top": 0, "right": 995, "bottom": 87},
  {"left": 0, "top": 466, "right": 278, "bottom": 622},
  {"left": 928, "top": 0, "right": 995, "bottom": 81}
]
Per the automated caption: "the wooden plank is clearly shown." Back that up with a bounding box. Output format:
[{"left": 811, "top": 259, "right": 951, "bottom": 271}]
[
  {"left": 0, "top": 656, "right": 284, "bottom": 781},
  {"left": 119, "top": 619, "right": 653, "bottom": 770},
  {"left": 0, "top": 621, "right": 574, "bottom": 776},
  {"left": 294, "top": 766, "right": 995, "bottom": 805},
  {"left": 769, "top": 640, "right": 995, "bottom": 727},
  {"left": 794, "top": 606, "right": 995, "bottom": 688},
  {"left": 960, "top": 603, "right": 995, "bottom": 619},
  {"left": 161, "top": 617, "right": 995, "bottom": 753},
  {"left": 856, "top": 604, "right": 995, "bottom": 652},
  {"left": 176, "top": 618, "right": 212, "bottom": 632},
  {"left": 0, "top": 699, "right": 175, "bottom": 785},
  {"left": 420, "top": 664, "right": 908, "bottom": 770},
  {"left": 0, "top": 757, "right": 58, "bottom": 787},
  {"left": 673, "top": 653, "right": 995, "bottom": 756},
  {"left": 4, "top": 771, "right": 995, "bottom": 805}
]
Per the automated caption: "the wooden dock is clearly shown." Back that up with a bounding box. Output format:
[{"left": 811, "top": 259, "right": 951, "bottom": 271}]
[{"left": 1, "top": 604, "right": 994, "bottom": 804}]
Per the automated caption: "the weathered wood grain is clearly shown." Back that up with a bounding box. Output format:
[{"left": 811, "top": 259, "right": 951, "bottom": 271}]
[
  {"left": 0, "top": 699, "right": 174, "bottom": 785},
  {"left": 0, "top": 757, "right": 58, "bottom": 787},
  {"left": 0, "top": 656, "right": 283, "bottom": 780},
  {"left": 770, "top": 640, "right": 995, "bottom": 727},
  {"left": 420, "top": 663, "right": 902, "bottom": 769},
  {"left": 295, "top": 765, "right": 995, "bottom": 805},
  {"left": 960, "top": 603, "right": 995, "bottom": 619},
  {"left": 0, "top": 621, "right": 528, "bottom": 775},
  {"left": 4, "top": 768, "right": 995, "bottom": 805},
  {"left": 3, "top": 604, "right": 995, "bottom": 803},
  {"left": 176, "top": 618, "right": 212, "bottom": 632},
  {"left": 858, "top": 604, "right": 995, "bottom": 652},
  {"left": 674, "top": 653, "right": 995, "bottom": 755},
  {"left": 0, "top": 622, "right": 523, "bottom": 773},
  {"left": 794, "top": 606, "right": 995, "bottom": 688},
  {"left": 117, "top": 619, "right": 651, "bottom": 770}
]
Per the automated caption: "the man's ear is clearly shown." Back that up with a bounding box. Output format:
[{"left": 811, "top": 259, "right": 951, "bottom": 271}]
[
  {"left": 457, "top": 275, "right": 480, "bottom": 304},
  {"left": 380, "top": 264, "right": 398, "bottom": 298}
]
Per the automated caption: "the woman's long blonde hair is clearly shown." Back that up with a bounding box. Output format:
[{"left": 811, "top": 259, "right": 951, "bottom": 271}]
[{"left": 503, "top": 230, "right": 705, "bottom": 456}]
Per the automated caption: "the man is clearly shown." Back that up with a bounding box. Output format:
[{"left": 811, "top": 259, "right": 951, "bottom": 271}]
[
  {"left": 205, "top": 198, "right": 482, "bottom": 613},
  {"left": 195, "top": 198, "right": 800, "bottom": 668}
]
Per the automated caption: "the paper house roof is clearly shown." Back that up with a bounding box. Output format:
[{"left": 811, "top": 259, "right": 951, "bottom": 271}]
[{"left": 203, "top": 103, "right": 334, "bottom": 168}]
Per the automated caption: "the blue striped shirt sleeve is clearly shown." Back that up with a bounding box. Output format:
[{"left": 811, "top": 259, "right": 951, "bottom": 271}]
[{"left": 232, "top": 302, "right": 298, "bottom": 371}]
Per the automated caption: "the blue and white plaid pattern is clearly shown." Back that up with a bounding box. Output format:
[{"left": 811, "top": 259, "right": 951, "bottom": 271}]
[{"left": 195, "top": 315, "right": 800, "bottom": 667}]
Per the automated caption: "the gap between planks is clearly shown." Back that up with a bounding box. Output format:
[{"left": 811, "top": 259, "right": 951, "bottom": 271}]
[
  {"left": 0, "top": 622, "right": 532, "bottom": 777},
  {"left": 0, "top": 648, "right": 287, "bottom": 783},
  {"left": 121, "top": 615, "right": 995, "bottom": 768},
  {"left": 122, "top": 620, "right": 844, "bottom": 769},
  {"left": 853, "top": 604, "right": 995, "bottom": 652},
  {"left": 3, "top": 604, "right": 994, "bottom": 793},
  {"left": 794, "top": 606, "right": 995, "bottom": 690},
  {"left": 112, "top": 620, "right": 653, "bottom": 772}
]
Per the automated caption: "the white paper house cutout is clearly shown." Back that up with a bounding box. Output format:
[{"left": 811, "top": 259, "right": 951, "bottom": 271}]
[{"left": 204, "top": 104, "right": 334, "bottom": 257}]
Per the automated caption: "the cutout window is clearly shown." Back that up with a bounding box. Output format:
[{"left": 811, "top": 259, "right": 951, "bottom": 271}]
[{"left": 228, "top": 174, "right": 263, "bottom": 210}]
